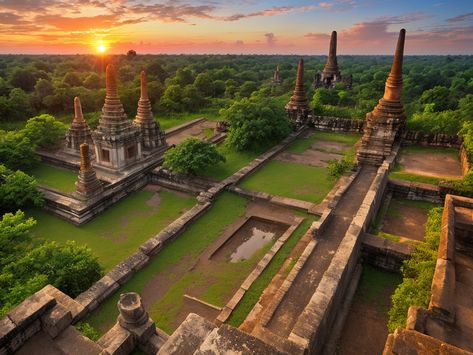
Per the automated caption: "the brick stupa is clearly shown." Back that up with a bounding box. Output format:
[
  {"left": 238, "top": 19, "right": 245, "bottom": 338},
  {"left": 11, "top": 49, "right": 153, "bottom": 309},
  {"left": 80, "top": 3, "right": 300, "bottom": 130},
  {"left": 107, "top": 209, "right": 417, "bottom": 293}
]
[
  {"left": 314, "top": 31, "right": 342, "bottom": 88},
  {"left": 357, "top": 29, "right": 407, "bottom": 166},
  {"left": 74, "top": 143, "right": 103, "bottom": 200},
  {"left": 65, "top": 97, "right": 92, "bottom": 154},
  {"left": 271, "top": 65, "right": 282, "bottom": 85},
  {"left": 285, "top": 59, "right": 311, "bottom": 126},
  {"left": 133, "top": 71, "right": 166, "bottom": 155},
  {"left": 92, "top": 64, "right": 142, "bottom": 172}
]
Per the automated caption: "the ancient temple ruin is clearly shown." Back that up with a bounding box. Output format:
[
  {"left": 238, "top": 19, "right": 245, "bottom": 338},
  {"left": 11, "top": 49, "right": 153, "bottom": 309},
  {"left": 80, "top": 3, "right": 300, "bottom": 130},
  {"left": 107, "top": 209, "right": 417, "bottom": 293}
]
[
  {"left": 64, "top": 97, "right": 92, "bottom": 154},
  {"left": 285, "top": 59, "right": 312, "bottom": 126},
  {"left": 357, "top": 29, "right": 407, "bottom": 166},
  {"left": 134, "top": 71, "right": 167, "bottom": 155},
  {"left": 73, "top": 143, "right": 103, "bottom": 200},
  {"left": 271, "top": 65, "right": 282, "bottom": 85},
  {"left": 92, "top": 64, "right": 142, "bottom": 172}
]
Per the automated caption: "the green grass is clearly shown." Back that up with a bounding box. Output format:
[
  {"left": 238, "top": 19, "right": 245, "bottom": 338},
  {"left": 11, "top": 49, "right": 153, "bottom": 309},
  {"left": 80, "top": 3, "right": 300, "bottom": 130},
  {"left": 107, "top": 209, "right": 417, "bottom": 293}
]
[
  {"left": 287, "top": 131, "right": 361, "bottom": 154},
  {"left": 389, "top": 164, "right": 445, "bottom": 185},
  {"left": 239, "top": 160, "right": 336, "bottom": 204},
  {"left": 356, "top": 265, "right": 402, "bottom": 315},
  {"left": 86, "top": 192, "right": 248, "bottom": 334},
  {"left": 226, "top": 217, "right": 314, "bottom": 327},
  {"left": 28, "top": 189, "right": 195, "bottom": 270},
  {"left": 28, "top": 163, "right": 78, "bottom": 192},
  {"left": 158, "top": 108, "right": 222, "bottom": 131},
  {"left": 200, "top": 145, "right": 267, "bottom": 181},
  {"left": 378, "top": 231, "right": 401, "bottom": 243},
  {"left": 203, "top": 127, "right": 214, "bottom": 139},
  {"left": 386, "top": 199, "right": 439, "bottom": 218}
]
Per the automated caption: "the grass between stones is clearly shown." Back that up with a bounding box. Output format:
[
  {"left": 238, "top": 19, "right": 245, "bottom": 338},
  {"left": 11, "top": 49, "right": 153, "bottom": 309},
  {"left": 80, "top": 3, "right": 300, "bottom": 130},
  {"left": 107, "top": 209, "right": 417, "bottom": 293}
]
[
  {"left": 287, "top": 131, "right": 361, "bottom": 154},
  {"left": 86, "top": 192, "right": 248, "bottom": 334},
  {"left": 226, "top": 216, "right": 315, "bottom": 327},
  {"left": 388, "top": 164, "right": 445, "bottom": 185},
  {"left": 28, "top": 189, "right": 195, "bottom": 270},
  {"left": 200, "top": 145, "right": 267, "bottom": 181},
  {"left": 28, "top": 163, "right": 78, "bottom": 192},
  {"left": 239, "top": 160, "right": 336, "bottom": 204},
  {"left": 356, "top": 265, "right": 402, "bottom": 315}
]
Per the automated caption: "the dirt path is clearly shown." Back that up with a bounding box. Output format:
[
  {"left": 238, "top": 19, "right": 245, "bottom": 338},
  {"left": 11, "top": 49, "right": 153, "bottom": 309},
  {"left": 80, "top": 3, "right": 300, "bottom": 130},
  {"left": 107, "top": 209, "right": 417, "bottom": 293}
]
[
  {"left": 265, "top": 166, "right": 378, "bottom": 337},
  {"left": 382, "top": 204, "right": 428, "bottom": 241},
  {"left": 337, "top": 283, "right": 397, "bottom": 355},
  {"left": 399, "top": 152, "right": 462, "bottom": 179},
  {"left": 166, "top": 121, "right": 216, "bottom": 145}
]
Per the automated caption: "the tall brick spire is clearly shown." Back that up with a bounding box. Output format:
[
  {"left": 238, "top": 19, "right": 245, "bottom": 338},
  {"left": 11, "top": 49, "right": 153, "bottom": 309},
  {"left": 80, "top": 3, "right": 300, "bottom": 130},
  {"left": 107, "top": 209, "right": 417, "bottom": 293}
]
[
  {"left": 65, "top": 97, "right": 91, "bottom": 153},
  {"left": 74, "top": 143, "right": 103, "bottom": 200},
  {"left": 357, "top": 29, "right": 407, "bottom": 166},
  {"left": 383, "top": 28, "right": 405, "bottom": 102},
  {"left": 323, "top": 31, "right": 340, "bottom": 76},
  {"left": 285, "top": 59, "right": 311, "bottom": 126},
  {"left": 133, "top": 70, "right": 166, "bottom": 153}
]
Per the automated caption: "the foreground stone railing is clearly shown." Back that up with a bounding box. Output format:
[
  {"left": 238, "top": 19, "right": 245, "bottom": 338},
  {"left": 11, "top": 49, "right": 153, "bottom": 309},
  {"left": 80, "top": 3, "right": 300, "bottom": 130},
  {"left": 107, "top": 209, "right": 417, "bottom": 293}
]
[
  {"left": 401, "top": 130, "right": 462, "bottom": 148},
  {"left": 288, "top": 147, "right": 399, "bottom": 354},
  {"left": 310, "top": 116, "right": 364, "bottom": 133}
]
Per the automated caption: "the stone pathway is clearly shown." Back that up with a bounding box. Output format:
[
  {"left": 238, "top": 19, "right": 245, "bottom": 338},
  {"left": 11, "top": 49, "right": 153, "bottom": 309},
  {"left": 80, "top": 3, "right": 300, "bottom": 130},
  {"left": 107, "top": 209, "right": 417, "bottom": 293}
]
[{"left": 259, "top": 166, "right": 378, "bottom": 338}]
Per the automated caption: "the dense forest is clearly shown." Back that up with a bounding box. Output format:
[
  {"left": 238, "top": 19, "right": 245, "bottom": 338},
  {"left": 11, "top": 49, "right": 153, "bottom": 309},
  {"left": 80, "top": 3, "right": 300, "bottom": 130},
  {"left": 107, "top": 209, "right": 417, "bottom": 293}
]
[{"left": 0, "top": 54, "right": 472, "bottom": 134}]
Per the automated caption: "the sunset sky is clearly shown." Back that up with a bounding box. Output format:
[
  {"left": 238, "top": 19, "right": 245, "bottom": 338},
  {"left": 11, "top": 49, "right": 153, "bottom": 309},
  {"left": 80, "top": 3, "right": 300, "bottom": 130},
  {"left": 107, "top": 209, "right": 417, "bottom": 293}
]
[{"left": 0, "top": 0, "right": 472, "bottom": 55}]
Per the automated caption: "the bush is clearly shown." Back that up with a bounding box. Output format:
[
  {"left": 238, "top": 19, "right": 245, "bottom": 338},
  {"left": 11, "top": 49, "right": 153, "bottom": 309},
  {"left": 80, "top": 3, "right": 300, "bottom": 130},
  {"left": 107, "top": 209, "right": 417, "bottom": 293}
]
[
  {"left": 0, "top": 130, "right": 39, "bottom": 171},
  {"left": 163, "top": 138, "right": 225, "bottom": 175},
  {"left": 327, "top": 157, "right": 353, "bottom": 178},
  {"left": 75, "top": 322, "right": 100, "bottom": 341},
  {"left": 22, "top": 114, "right": 67, "bottom": 148},
  {"left": 0, "top": 164, "right": 43, "bottom": 212},
  {"left": 222, "top": 97, "right": 292, "bottom": 151},
  {"left": 388, "top": 207, "right": 442, "bottom": 331}
]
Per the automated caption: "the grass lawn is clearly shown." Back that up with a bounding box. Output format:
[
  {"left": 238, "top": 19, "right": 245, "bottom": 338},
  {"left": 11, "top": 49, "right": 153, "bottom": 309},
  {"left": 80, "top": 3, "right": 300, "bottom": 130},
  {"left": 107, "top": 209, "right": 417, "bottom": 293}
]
[
  {"left": 86, "top": 192, "right": 249, "bottom": 334},
  {"left": 356, "top": 265, "right": 402, "bottom": 314},
  {"left": 239, "top": 160, "right": 336, "bottom": 204},
  {"left": 28, "top": 163, "right": 78, "bottom": 192},
  {"left": 159, "top": 107, "right": 222, "bottom": 131},
  {"left": 28, "top": 189, "right": 195, "bottom": 270},
  {"left": 388, "top": 164, "right": 444, "bottom": 185},
  {"left": 287, "top": 131, "right": 361, "bottom": 154},
  {"left": 199, "top": 145, "right": 267, "bottom": 181},
  {"left": 227, "top": 216, "right": 315, "bottom": 327}
]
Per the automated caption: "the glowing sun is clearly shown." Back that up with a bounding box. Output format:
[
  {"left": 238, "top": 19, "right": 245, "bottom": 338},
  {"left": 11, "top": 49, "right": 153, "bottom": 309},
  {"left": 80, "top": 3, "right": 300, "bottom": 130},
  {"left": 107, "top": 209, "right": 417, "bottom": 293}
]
[{"left": 97, "top": 44, "right": 106, "bottom": 54}]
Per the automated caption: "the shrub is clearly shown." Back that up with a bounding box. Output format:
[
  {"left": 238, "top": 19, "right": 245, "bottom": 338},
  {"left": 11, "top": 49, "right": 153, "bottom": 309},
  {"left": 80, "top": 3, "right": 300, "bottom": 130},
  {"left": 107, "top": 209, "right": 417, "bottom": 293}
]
[
  {"left": 22, "top": 114, "right": 67, "bottom": 148},
  {"left": 163, "top": 138, "right": 225, "bottom": 175},
  {"left": 388, "top": 207, "right": 442, "bottom": 331}
]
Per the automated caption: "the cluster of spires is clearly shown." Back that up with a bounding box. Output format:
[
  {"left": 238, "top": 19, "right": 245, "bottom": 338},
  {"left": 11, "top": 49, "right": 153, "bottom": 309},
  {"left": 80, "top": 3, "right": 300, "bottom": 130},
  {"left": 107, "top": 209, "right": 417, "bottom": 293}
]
[
  {"left": 286, "top": 28, "right": 406, "bottom": 166},
  {"left": 65, "top": 63, "right": 167, "bottom": 200}
]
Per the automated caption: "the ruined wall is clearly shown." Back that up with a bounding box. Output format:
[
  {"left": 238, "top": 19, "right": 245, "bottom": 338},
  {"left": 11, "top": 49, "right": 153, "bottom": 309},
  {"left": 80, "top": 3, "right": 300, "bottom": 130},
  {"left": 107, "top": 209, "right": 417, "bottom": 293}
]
[
  {"left": 309, "top": 116, "right": 364, "bottom": 133},
  {"left": 288, "top": 148, "right": 399, "bottom": 354},
  {"left": 361, "top": 233, "right": 413, "bottom": 272},
  {"left": 388, "top": 179, "right": 444, "bottom": 204},
  {"left": 401, "top": 130, "right": 462, "bottom": 148}
]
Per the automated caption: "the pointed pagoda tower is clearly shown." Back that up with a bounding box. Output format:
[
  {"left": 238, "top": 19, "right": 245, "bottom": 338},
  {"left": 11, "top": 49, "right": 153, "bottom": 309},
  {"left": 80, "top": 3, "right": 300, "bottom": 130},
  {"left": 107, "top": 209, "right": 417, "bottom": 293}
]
[
  {"left": 74, "top": 143, "right": 103, "bottom": 200},
  {"left": 271, "top": 65, "right": 282, "bottom": 85},
  {"left": 133, "top": 71, "right": 166, "bottom": 155},
  {"left": 357, "top": 29, "right": 406, "bottom": 166},
  {"left": 313, "top": 31, "right": 343, "bottom": 88},
  {"left": 92, "top": 64, "right": 142, "bottom": 172},
  {"left": 65, "top": 97, "right": 92, "bottom": 154},
  {"left": 285, "top": 59, "right": 311, "bottom": 126}
]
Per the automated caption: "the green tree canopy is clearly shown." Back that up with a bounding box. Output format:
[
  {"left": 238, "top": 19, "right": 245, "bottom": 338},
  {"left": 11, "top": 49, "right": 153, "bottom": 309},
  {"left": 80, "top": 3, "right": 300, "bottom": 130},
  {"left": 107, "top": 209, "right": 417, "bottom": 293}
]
[
  {"left": 22, "top": 114, "right": 67, "bottom": 148},
  {"left": 163, "top": 137, "right": 225, "bottom": 174},
  {"left": 0, "top": 130, "right": 39, "bottom": 170},
  {"left": 0, "top": 165, "right": 43, "bottom": 213},
  {"left": 222, "top": 97, "right": 292, "bottom": 151}
]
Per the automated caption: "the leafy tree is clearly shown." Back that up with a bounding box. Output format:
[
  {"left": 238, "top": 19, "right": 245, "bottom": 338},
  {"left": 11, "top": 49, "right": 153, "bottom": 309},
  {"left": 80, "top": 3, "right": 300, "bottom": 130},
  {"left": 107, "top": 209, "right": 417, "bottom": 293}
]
[
  {"left": 0, "top": 165, "right": 43, "bottom": 212},
  {"left": 83, "top": 73, "right": 101, "bottom": 89},
  {"left": 0, "top": 210, "right": 36, "bottom": 269},
  {"left": 163, "top": 137, "right": 225, "bottom": 174},
  {"left": 63, "top": 72, "right": 82, "bottom": 87},
  {"left": 10, "top": 69, "right": 36, "bottom": 91},
  {"left": 146, "top": 61, "right": 168, "bottom": 83},
  {"left": 22, "top": 114, "right": 67, "bottom": 148},
  {"left": 34, "top": 79, "right": 54, "bottom": 101},
  {"left": 126, "top": 50, "right": 137, "bottom": 60},
  {"left": 8, "top": 88, "right": 34, "bottom": 121},
  {"left": 159, "top": 84, "right": 183, "bottom": 112},
  {"left": 222, "top": 97, "right": 292, "bottom": 151},
  {"left": 419, "top": 86, "right": 455, "bottom": 112},
  {"left": 194, "top": 72, "right": 214, "bottom": 97},
  {"left": 0, "top": 131, "right": 39, "bottom": 170},
  {"left": 238, "top": 81, "right": 258, "bottom": 98},
  {"left": 182, "top": 84, "right": 207, "bottom": 111}
]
